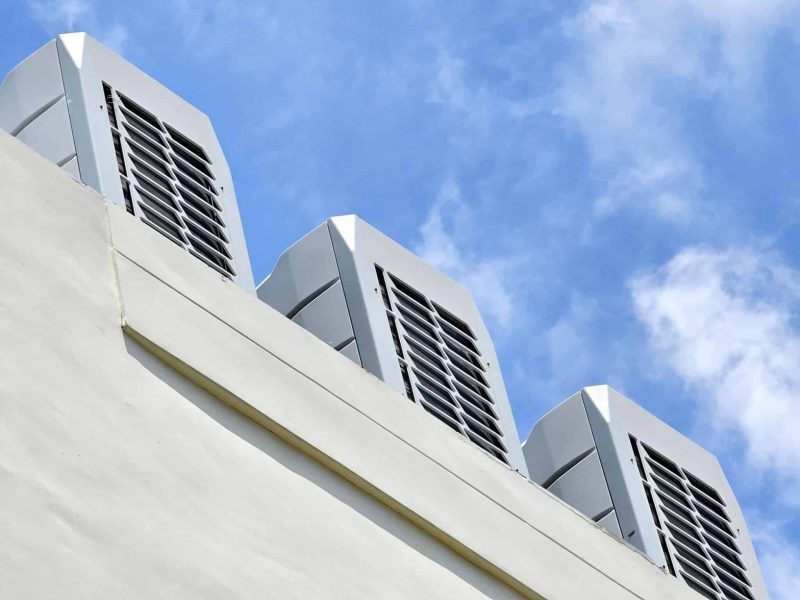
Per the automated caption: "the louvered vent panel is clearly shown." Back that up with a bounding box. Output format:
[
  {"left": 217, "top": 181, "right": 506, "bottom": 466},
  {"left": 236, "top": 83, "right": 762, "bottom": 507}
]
[
  {"left": 375, "top": 265, "right": 509, "bottom": 465},
  {"left": 629, "top": 436, "right": 754, "bottom": 600},
  {"left": 101, "top": 83, "right": 235, "bottom": 279}
]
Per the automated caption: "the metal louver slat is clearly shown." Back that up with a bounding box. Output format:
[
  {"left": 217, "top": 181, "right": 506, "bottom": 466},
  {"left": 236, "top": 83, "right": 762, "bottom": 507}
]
[
  {"left": 452, "top": 379, "right": 497, "bottom": 413},
  {"left": 439, "top": 327, "right": 482, "bottom": 364},
  {"left": 443, "top": 346, "right": 488, "bottom": 381},
  {"left": 448, "top": 360, "right": 491, "bottom": 394},
  {"left": 125, "top": 135, "right": 171, "bottom": 170},
  {"left": 685, "top": 471, "right": 728, "bottom": 506},
  {"left": 715, "top": 569, "right": 754, "bottom": 600},
  {"left": 432, "top": 301, "right": 477, "bottom": 338},
  {"left": 397, "top": 317, "right": 442, "bottom": 356},
  {"left": 391, "top": 287, "right": 436, "bottom": 324},
  {"left": 120, "top": 107, "right": 167, "bottom": 145},
  {"left": 404, "top": 335, "right": 447, "bottom": 369},
  {"left": 165, "top": 122, "right": 211, "bottom": 161},
  {"left": 133, "top": 164, "right": 174, "bottom": 199},
  {"left": 461, "top": 412, "right": 506, "bottom": 452},
  {"left": 167, "top": 139, "right": 215, "bottom": 178},
  {"left": 180, "top": 206, "right": 229, "bottom": 243},
  {"left": 649, "top": 471, "right": 694, "bottom": 509},
  {"left": 405, "top": 347, "right": 449, "bottom": 383},
  {"left": 175, "top": 171, "right": 221, "bottom": 210},
  {"left": 172, "top": 153, "right": 217, "bottom": 189},
  {"left": 375, "top": 264, "right": 510, "bottom": 466},
  {"left": 415, "top": 385, "right": 462, "bottom": 425},
  {"left": 135, "top": 187, "right": 183, "bottom": 228},
  {"left": 455, "top": 388, "right": 499, "bottom": 421},
  {"left": 691, "top": 488, "right": 732, "bottom": 522},
  {"left": 412, "top": 368, "right": 455, "bottom": 404},
  {"left": 101, "top": 82, "right": 235, "bottom": 279},
  {"left": 396, "top": 304, "right": 440, "bottom": 342},
  {"left": 188, "top": 248, "right": 236, "bottom": 278},
  {"left": 124, "top": 126, "right": 170, "bottom": 162},
  {"left": 666, "top": 523, "right": 709, "bottom": 560},
  {"left": 419, "top": 401, "right": 463, "bottom": 433},
  {"left": 465, "top": 430, "right": 505, "bottom": 462},
  {"left": 138, "top": 206, "right": 185, "bottom": 246},
  {"left": 186, "top": 231, "right": 232, "bottom": 263},
  {"left": 706, "top": 542, "right": 747, "bottom": 573},
  {"left": 458, "top": 400, "right": 502, "bottom": 436}
]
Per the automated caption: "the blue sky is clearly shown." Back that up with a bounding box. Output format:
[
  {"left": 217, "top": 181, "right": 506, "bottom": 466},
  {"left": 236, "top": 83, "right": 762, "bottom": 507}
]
[{"left": 3, "top": 0, "right": 800, "bottom": 595}]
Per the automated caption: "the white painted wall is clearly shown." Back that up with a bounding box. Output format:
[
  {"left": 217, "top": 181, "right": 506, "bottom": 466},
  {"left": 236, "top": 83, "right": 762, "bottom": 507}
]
[{"left": 0, "top": 131, "right": 699, "bottom": 600}]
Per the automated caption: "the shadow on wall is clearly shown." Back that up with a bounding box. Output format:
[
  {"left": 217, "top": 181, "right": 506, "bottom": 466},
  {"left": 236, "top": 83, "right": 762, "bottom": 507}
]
[{"left": 123, "top": 334, "right": 523, "bottom": 600}]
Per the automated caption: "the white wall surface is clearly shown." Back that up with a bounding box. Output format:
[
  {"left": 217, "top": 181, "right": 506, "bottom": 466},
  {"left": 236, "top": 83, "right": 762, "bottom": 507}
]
[{"left": 0, "top": 131, "right": 700, "bottom": 600}]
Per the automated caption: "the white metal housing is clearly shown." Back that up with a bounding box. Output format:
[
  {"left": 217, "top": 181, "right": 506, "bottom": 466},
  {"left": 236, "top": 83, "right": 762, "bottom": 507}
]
[
  {"left": 258, "top": 216, "right": 528, "bottom": 475},
  {"left": 523, "top": 385, "right": 768, "bottom": 600},
  {"left": 0, "top": 33, "right": 254, "bottom": 291}
]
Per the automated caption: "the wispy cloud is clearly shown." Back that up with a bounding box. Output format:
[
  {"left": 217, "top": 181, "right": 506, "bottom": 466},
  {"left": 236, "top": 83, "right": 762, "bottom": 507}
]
[
  {"left": 749, "top": 515, "right": 800, "bottom": 600},
  {"left": 631, "top": 246, "right": 800, "bottom": 490},
  {"left": 414, "top": 177, "right": 525, "bottom": 331},
  {"left": 428, "top": 48, "right": 496, "bottom": 130},
  {"left": 27, "top": 0, "right": 91, "bottom": 29},
  {"left": 557, "top": 0, "right": 797, "bottom": 222},
  {"left": 26, "top": 0, "right": 128, "bottom": 53},
  {"left": 544, "top": 294, "right": 600, "bottom": 385}
]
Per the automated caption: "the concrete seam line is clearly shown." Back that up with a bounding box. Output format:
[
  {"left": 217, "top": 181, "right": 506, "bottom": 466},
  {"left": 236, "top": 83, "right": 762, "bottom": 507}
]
[{"left": 104, "top": 204, "right": 127, "bottom": 327}]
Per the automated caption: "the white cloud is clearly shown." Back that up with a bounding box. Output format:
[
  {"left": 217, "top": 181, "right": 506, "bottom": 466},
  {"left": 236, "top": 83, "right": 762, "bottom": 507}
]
[
  {"left": 557, "top": 0, "right": 798, "bottom": 221},
  {"left": 168, "top": 0, "right": 280, "bottom": 61},
  {"left": 428, "top": 49, "right": 492, "bottom": 126},
  {"left": 27, "top": 0, "right": 91, "bottom": 29},
  {"left": 26, "top": 0, "right": 128, "bottom": 54},
  {"left": 99, "top": 22, "right": 128, "bottom": 54},
  {"left": 750, "top": 516, "right": 800, "bottom": 600},
  {"left": 631, "top": 246, "right": 800, "bottom": 489},
  {"left": 545, "top": 294, "right": 599, "bottom": 381},
  {"left": 415, "top": 178, "right": 523, "bottom": 331}
]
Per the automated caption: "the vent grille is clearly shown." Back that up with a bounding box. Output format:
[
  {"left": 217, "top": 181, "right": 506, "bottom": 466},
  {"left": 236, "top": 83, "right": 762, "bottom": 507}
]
[
  {"left": 101, "top": 83, "right": 235, "bottom": 279},
  {"left": 629, "top": 436, "right": 753, "bottom": 600},
  {"left": 375, "top": 265, "right": 509, "bottom": 465}
]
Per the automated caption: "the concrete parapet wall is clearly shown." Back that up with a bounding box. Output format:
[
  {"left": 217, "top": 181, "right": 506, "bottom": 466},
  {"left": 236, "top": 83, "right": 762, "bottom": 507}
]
[{"left": 0, "top": 131, "right": 698, "bottom": 599}]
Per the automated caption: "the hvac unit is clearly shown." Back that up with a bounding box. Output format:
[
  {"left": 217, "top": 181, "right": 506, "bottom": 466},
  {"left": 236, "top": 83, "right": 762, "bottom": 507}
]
[
  {"left": 523, "top": 385, "right": 767, "bottom": 600},
  {"left": 258, "top": 215, "right": 527, "bottom": 474},
  {"left": 0, "top": 33, "right": 254, "bottom": 291}
]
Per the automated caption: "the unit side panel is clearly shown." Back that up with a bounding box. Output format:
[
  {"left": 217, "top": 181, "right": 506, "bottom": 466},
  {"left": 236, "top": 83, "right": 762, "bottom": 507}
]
[
  {"left": 15, "top": 97, "right": 76, "bottom": 166},
  {"left": 582, "top": 387, "right": 661, "bottom": 561},
  {"left": 292, "top": 281, "right": 356, "bottom": 352},
  {"left": 547, "top": 451, "right": 614, "bottom": 522},
  {"left": 339, "top": 338, "right": 362, "bottom": 364},
  {"left": 56, "top": 34, "right": 116, "bottom": 202},
  {"left": 523, "top": 391, "right": 594, "bottom": 485},
  {"left": 61, "top": 156, "right": 81, "bottom": 180},
  {"left": 328, "top": 218, "right": 398, "bottom": 388},
  {"left": 597, "top": 510, "right": 623, "bottom": 537},
  {"left": 0, "top": 40, "right": 64, "bottom": 134},
  {"left": 257, "top": 222, "right": 341, "bottom": 314}
]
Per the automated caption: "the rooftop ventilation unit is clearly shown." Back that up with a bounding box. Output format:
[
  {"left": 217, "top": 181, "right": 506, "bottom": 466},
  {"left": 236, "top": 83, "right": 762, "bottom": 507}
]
[
  {"left": 258, "top": 216, "right": 527, "bottom": 475},
  {"left": 523, "top": 385, "right": 767, "bottom": 600},
  {"left": 0, "top": 33, "right": 254, "bottom": 291}
]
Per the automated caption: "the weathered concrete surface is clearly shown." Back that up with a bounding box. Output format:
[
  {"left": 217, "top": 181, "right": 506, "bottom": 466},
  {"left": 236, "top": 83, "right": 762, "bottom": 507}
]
[{"left": 0, "top": 131, "right": 699, "bottom": 599}]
